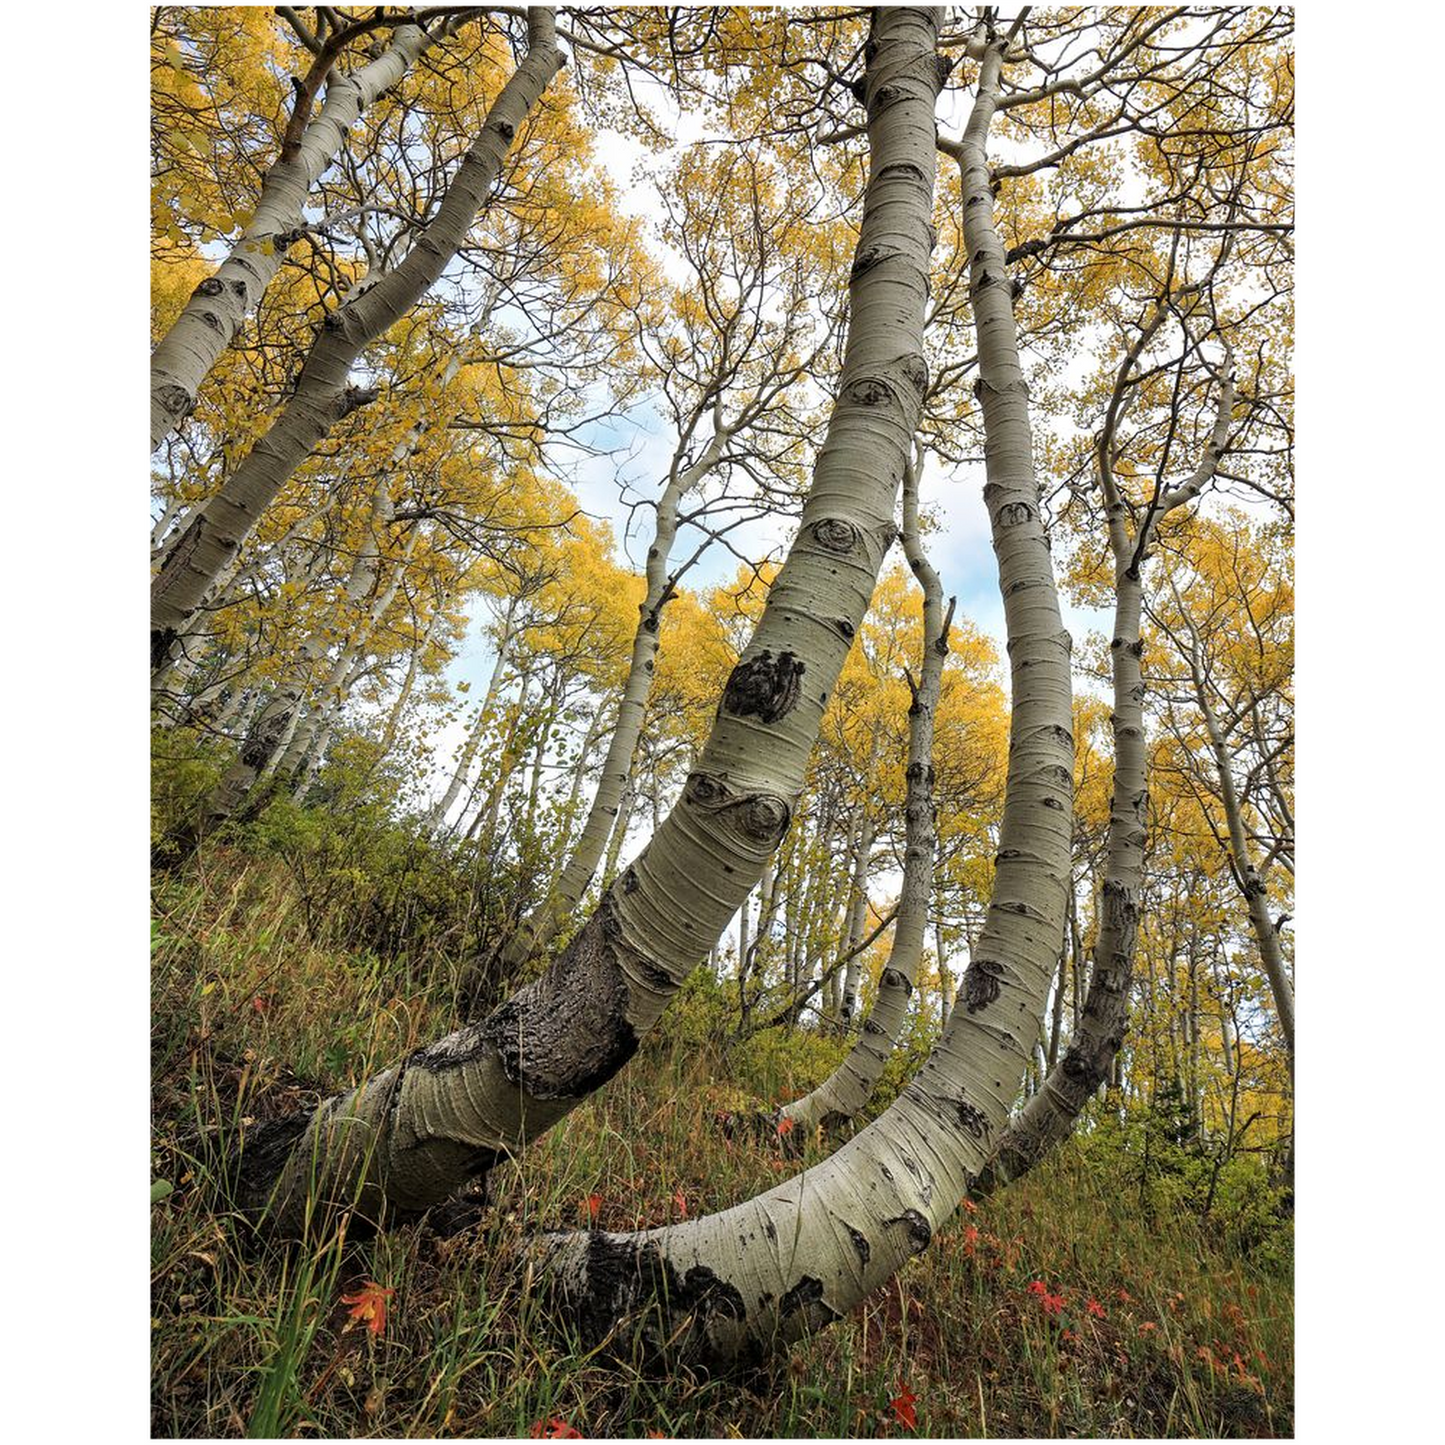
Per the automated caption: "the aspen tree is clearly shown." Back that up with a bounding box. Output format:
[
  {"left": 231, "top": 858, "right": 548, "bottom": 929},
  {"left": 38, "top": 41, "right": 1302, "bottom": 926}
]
[
  {"left": 236, "top": 4, "right": 945, "bottom": 1238},
  {"left": 775, "top": 450, "right": 952, "bottom": 1133},
  {"left": 150, "top": 16, "right": 451, "bottom": 450},
  {"left": 537, "top": 15, "right": 1075, "bottom": 1367}
]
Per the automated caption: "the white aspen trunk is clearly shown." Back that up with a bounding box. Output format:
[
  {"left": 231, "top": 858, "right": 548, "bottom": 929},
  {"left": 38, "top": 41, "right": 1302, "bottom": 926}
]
[
  {"left": 537, "top": 23, "right": 1074, "bottom": 1368},
  {"left": 977, "top": 324, "right": 1236, "bottom": 1188},
  {"left": 149, "top": 23, "right": 436, "bottom": 450},
  {"left": 1194, "top": 661, "right": 1296, "bottom": 1069},
  {"left": 737, "top": 891, "right": 750, "bottom": 979},
  {"left": 373, "top": 607, "right": 440, "bottom": 765},
  {"left": 600, "top": 779, "right": 635, "bottom": 891},
  {"left": 240, "top": 7, "right": 943, "bottom": 1238},
  {"left": 776, "top": 456, "right": 949, "bottom": 1133},
  {"left": 837, "top": 809, "right": 877, "bottom": 1026},
  {"left": 548, "top": 701, "right": 612, "bottom": 893},
  {"left": 198, "top": 477, "right": 397, "bottom": 823},
  {"left": 426, "top": 603, "right": 519, "bottom": 832},
  {"left": 151, "top": 12, "right": 564, "bottom": 683},
  {"left": 935, "top": 920, "right": 953, "bottom": 1026},
  {"left": 463, "top": 673, "right": 534, "bottom": 845},
  {"left": 501, "top": 433, "right": 731, "bottom": 973},
  {"left": 273, "top": 520, "right": 416, "bottom": 782}
]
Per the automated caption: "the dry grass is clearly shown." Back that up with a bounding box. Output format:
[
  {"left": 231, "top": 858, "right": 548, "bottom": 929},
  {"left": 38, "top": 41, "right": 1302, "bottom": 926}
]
[{"left": 152, "top": 853, "right": 1292, "bottom": 1437}]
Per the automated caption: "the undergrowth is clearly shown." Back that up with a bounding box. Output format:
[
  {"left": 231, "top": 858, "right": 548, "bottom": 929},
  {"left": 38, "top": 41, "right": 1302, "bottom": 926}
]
[{"left": 151, "top": 852, "right": 1292, "bottom": 1438}]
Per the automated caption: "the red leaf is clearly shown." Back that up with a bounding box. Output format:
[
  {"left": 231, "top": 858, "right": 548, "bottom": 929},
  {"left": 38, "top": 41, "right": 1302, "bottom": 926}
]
[
  {"left": 888, "top": 1382, "right": 918, "bottom": 1431},
  {"left": 340, "top": 1281, "right": 394, "bottom": 1338},
  {"left": 528, "top": 1418, "right": 582, "bottom": 1439}
]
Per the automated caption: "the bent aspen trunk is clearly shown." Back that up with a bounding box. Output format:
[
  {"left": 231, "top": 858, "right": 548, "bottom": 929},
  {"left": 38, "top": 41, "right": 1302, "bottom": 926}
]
[
  {"left": 979, "top": 348, "right": 1236, "bottom": 1188},
  {"left": 775, "top": 454, "right": 949, "bottom": 1134},
  {"left": 535, "top": 24, "right": 1073, "bottom": 1370},
  {"left": 237, "top": 5, "right": 941, "bottom": 1238}
]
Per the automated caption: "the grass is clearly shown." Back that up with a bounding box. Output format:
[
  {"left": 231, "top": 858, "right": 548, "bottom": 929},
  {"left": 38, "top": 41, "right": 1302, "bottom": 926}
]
[{"left": 151, "top": 851, "right": 1293, "bottom": 1438}]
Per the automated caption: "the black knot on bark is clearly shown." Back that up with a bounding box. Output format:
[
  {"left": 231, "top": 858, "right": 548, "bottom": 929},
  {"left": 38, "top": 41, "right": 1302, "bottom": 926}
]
[
  {"left": 156, "top": 383, "right": 195, "bottom": 418},
  {"left": 880, "top": 967, "right": 912, "bottom": 997},
  {"left": 780, "top": 1274, "right": 840, "bottom": 1329},
  {"left": 850, "top": 244, "right": 889, "bottom": 279},
  {"left": 493, "top": 119, "right": 516, "bottom": 140},
  {"left": 996, "top": 500, "right": 1035, "bottom": 527},
  {"left": 812, "top": 517, "right": 860, "bottom": 554},
  {"left": 687, "top": 773, "right": 730, "bottom": 807},
  {"left": 722, "top": 650, "right": 806, "bottom": 724},
  {"left": 900, "top": 353, "right": 929, "bottom": 394},
  {"left": 962, "top": 958, "right": 1006, "bottom": 1013},
  {"left": 742, "top": 794, "right": 791, "bottom": 843},
  {"left": 195, "top": 277, "right": 225, "bottom": 298},
  {"left": 339, "top": 384, "right": 380, "bottom": 417},
  {"left": 956, "top": 1098, "right": 992, "bottom": 1141},
  {"left": 885, "top": 1209, "right": 932, "bottom": 1255},
  {"left": 845, "top": 375, "right": 896, "bottom": 408}
]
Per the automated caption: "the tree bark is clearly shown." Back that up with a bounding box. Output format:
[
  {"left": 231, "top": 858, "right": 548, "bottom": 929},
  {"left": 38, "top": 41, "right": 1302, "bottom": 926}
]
[
  {"left": 426, "top": 600, "right": 519, "bottom": 832},
  {"left": 238, "top": 5, "right": 941, "bottom": 1238},
  {"left": 775, "top": 455, "right": 950, "bottom": 1134},
  {"left": 977, "top": 326, "right": 1235, "bottom": 1189},
  {"left": 536, "top": 22, "right": 1073, "bottom": 1369}
]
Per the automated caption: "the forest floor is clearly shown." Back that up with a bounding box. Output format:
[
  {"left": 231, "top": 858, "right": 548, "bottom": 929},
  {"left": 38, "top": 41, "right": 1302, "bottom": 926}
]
[{"left": 151, "top": 852, "right": 1293, "bottom": 1439}]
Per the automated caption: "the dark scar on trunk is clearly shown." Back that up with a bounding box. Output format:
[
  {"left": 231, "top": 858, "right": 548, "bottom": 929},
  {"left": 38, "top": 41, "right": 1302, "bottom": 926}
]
[
  {"left": 722, "top": 650, "right": 807, "bottom": 724},
  {"left": 408, "top": 900, "right": 639, "bottom": 1100},
  {"left": 886, "top": 1209, "right": 932, "bottom": 1255}
]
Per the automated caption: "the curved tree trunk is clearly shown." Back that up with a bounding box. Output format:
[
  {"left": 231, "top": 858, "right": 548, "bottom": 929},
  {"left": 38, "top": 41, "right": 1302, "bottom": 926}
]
[
  {"left": 775, "top": 454, "right": 950, "bottom": 1134},
  {"left": 151, "top": 11, "right": 564, "bottom": 686},
  {"left": 150, "top": 22, "right": 437, "bottom": 450},
  {"left": 536, "top": 23, "right": 1073, "bottom": 1370},
  {"left": 978, "top": 338, "right": 1235, "bottom": 1189},
  {"left": 237, "top": 5, "right": 942, "bottom": 1238}
]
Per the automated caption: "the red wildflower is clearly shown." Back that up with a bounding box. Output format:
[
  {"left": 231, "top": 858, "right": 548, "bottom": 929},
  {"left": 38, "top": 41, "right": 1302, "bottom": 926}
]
[
  {"left": 583, "top": 1193, "right": 602, "bottom": 1223},
  {"left": 888, "top": 1382, "right": 918, "bottom": 1431},
  {"left": 251, "top": 995, "right": 270, "bottom": 1014},
  {"left": 776, "top": 1116, "right": 795, "bottom": 1137},
  {"left": 963, "top": 1198, "right": 978, "bottom": 1214},
  {"left": 1027, "top": 1280, "right": 1048, "bottom": 1297},
  {"left": 673, "top": 1187, "right": 688, "bottom": 1217},
  {"left": 340, "top": 1281, "right": 395, "bottom": 1338},
  {"left": 1116, "top": 1287, "right": 1132, "bottom": 1304},
  {"left": 1086, "top": 1297, "right": 1107, "bottom": 1320},
  {"left": 962, "top": 1224, "right": 979, "bottom": 1252},
  {"left": 1138, "top": 1321, "right": 1157, "bottom": 1334},
  {"left": 528, "top": 1418, "right": 582, "bottom": 1439},
  {"left": 1042, "top": 1292, "right": 1066, "bottom": 1317}
]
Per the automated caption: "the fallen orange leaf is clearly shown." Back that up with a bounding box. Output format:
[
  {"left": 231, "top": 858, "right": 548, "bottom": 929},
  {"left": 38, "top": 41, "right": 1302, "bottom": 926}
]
[{"left": 340, "top": 1281, "right": 394, "bottom": 1338}]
